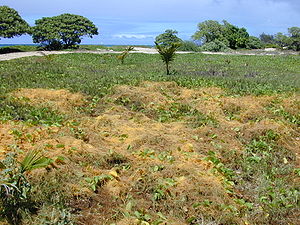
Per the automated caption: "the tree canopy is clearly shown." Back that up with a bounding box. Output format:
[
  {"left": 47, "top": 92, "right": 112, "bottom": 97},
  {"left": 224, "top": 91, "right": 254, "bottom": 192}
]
[
  {"left": 288, "top": 27, "right": 300, "bottom": 51},
  {"left": 259, "top": 33, "right": 274, "bottom": 44},
  {"left": 0, "top": 6, "right": 30, "bottom": 39},
  {"left": 192, "top": 20, "right": 254, "bottom": 50},
  {"left": 260, "top": 27, "right": 300, "bottom": 51},
  {"left": 32, "top": 13, "right": 98, "bottom": 49},
  {"left": 155, "top": 29, "right": 182, "bottom": 47},
  {"left": 192, "top": 20, "right": 225, "bottom": 44}
]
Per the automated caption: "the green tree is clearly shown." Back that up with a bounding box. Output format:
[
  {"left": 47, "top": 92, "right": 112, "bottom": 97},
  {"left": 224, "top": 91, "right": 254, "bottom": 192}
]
[
  {"left": 192, "top": 20, "right": 225, "bottom": 44},
  {"left": 288, "top": 27, "right": 300, "bottom": 51},
  {"left": 32, "top": 13, "right": 98, "bottom": 49},
  {"left": 223, "top": 20, "right": 249, "bottom": 49},
  {"left": 155, "top": 42, "right": 180, "bottom": 75},
  {"left": 0, "top": 6, "right": 30, "bottom": 40},
  {"left": 155, "top": 29, "right": 182, "bottom": 47},
  {"left": 259, "top": 33, "right": 274, "bottom": 44},
  {"left": 247, "top": 36, "right": 263, "bottom": 49},
  {"left": 274, "top": 32, "right": 290, "bottom": 48},
  {"left": 192, "top": 20, "right": 253, "bottom": 50}
]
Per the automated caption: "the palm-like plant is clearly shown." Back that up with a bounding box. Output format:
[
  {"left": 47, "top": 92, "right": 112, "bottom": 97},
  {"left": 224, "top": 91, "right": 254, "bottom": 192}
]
[
  {"left": 116, "top": 46, "right": 134, "bottom": 64},
  {"left": 0, "top": 150, "right": 52, "bottom": 224},
  {"left": 19, "top": 149, "right": 52, "bottom": 173},
  {"left": 155, "top": 42, "right": 181, "bottom": 75}
]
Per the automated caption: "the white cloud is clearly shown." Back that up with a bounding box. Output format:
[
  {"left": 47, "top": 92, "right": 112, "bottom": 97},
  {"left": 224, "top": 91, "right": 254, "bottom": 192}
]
[{"left": 113, "top": 34, "right": 154, "bottom": 39}]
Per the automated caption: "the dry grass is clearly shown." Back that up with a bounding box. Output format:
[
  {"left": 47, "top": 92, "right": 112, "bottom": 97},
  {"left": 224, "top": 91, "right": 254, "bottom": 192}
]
[{"left": 1, "top": 81, "right": 299, "bottom": 224}]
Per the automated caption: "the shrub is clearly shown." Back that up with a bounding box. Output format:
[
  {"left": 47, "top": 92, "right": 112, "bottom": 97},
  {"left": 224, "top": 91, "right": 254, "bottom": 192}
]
[
  {"left": 247, "top": 36, "right": 263, "bottom": 49},
  {"left": 264, "top": 43, "right": 280, "bottom": 49},
  {"left": 200, "top": 39, "right": 230, "bottom": 52},
  {"left": 178, "top": 40, "right": 200, "bottom": 52}
]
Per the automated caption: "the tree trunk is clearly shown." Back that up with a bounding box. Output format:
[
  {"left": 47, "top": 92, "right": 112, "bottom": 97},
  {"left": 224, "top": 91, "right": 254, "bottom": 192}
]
[{"left": 166, "top": 62, "right": 170, "bottom": 75}]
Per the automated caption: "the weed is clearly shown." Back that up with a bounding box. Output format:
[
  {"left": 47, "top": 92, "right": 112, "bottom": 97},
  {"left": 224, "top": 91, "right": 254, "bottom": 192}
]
[
  {"left": 152, "top": 178, "right": 176, "bottom": 201},
  {"left": 104, "top": 151, "right": 128, "bottom": 168},
  {"left": 0, "top": 150, "right": 51, "bottom": 224},
  {"left": 68, "top": 121, "right": 89, "bottom": 142},
  {"left": 133, "top": 210, "right": 152, "bottom": 224},
  {"left": 137, "top": 149, "right": 156, "bottom": 159},
  {"left": 268, "top": 104, "right": 300, "bottom": 126},
  {"left": 85, "top": 174, "right": 114, "bottom": 192},
  {"left": 204, "top": 151, "right": 235, "bottom": 181},
  {"left": 157, "top": 151, "right": 175, "bottom": 163}
]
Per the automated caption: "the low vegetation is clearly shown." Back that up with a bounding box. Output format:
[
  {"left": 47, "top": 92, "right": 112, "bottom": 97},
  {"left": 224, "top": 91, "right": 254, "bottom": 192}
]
[{"left": 0, "top": 52, "right": 299, "bottom": 224}]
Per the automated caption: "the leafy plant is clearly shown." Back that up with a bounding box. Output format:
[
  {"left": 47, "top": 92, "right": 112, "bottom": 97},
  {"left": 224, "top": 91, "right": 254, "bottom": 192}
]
[
  {"left": 152, "top": 178, "right": 176, "bottom": 201},
  {"left": 201, "top": 39, "right": 230, "bottom": 52},
  {"left": 204, "top": 151, "right": 235, "bottom": 181},
  {"left": 155, "top": 42, "right": 180, "bottom": 75},
  {"left": 85, "top": 174, "right": 114, "bottom": 192},
  {"left": 0, "top": 150, "right": 52, "bottom": 224},
  {"left": 116, "top": 46, "right": 134, "bottom": 64}
]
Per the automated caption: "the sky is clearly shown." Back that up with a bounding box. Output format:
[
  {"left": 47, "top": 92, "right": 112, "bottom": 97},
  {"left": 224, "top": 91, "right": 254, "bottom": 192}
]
[{"left": 1, "top": 0, "right": 299, "bottom": 45}]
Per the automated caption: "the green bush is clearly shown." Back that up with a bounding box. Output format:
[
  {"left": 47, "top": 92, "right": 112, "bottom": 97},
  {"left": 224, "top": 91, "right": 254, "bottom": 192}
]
[
  {"left": 264, "top": 43, "right": 280, "bottom": 49},
  {"left": 247, "top": 36, "right": 263, "bottom": 49},
  {"left": 200, "top": 39, "right": 230, "bottom": 52},
  {"left": 178, "top": 41, "right": 200, "bottom": 52}
]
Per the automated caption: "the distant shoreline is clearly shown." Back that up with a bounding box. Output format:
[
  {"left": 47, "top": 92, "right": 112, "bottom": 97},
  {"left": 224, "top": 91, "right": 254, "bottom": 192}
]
[{"left": 0, "top": 44, "right": 152, "bottom": 47}]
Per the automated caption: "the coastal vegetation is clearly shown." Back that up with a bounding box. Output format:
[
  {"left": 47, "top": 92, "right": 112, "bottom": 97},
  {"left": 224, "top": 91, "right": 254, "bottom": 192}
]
[
  {"left": 1, "top": 6, "right": 300, "bottom": 52},
  {"left": 0, "top": 52, "right": 299, "bottom": 224}
]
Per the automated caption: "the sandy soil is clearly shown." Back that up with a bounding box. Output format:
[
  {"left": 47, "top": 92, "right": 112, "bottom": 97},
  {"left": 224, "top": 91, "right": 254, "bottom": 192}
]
[{"left": 0, "top": 47, "right": 297, "bottom": 61}]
